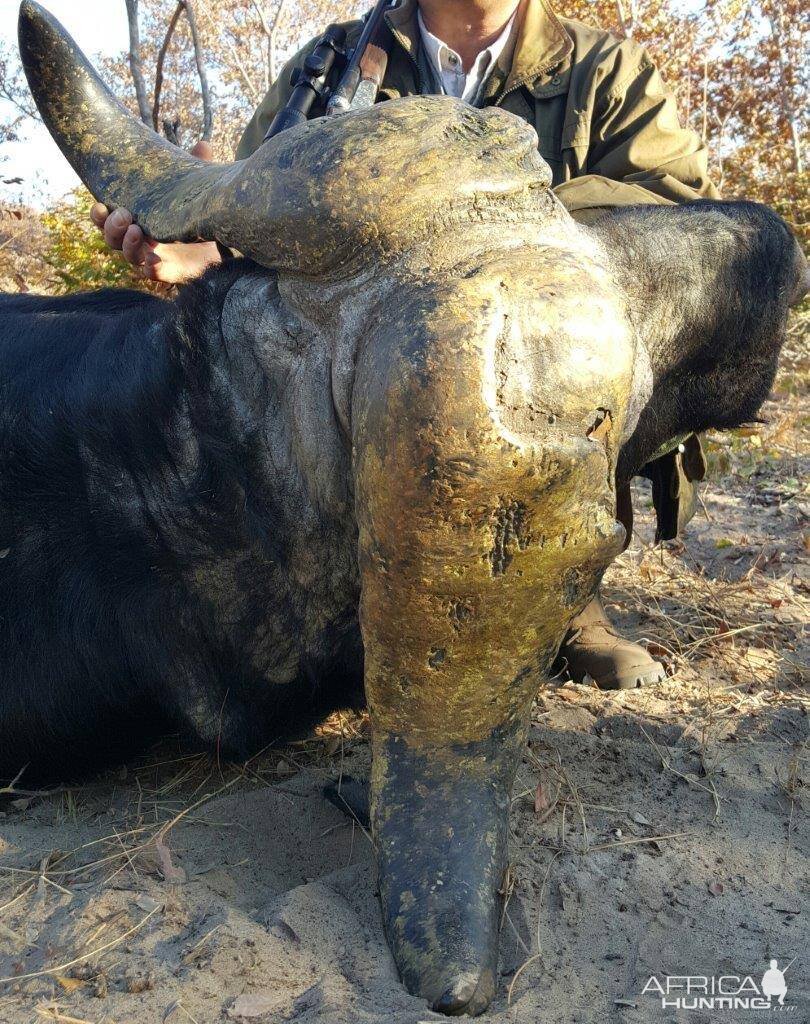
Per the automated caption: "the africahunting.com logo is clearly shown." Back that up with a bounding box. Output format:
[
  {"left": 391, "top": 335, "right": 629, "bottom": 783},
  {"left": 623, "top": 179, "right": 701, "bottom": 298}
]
[{"left": 643, "top": 959, "right": 797, "bottom": 1012}]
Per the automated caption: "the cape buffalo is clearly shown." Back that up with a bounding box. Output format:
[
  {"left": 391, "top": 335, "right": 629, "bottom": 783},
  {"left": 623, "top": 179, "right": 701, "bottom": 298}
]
[{"left": 1, "top": 1, "right": 806, "bottom": 1015}]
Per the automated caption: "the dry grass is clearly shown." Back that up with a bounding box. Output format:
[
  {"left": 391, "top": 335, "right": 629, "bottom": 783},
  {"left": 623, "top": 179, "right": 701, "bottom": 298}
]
[
  {"left": 607, "top": 313, "right": 807, "bottom": 716},
  {"left": 0, "top": 711, "right": 370, "bottom": 1000}
]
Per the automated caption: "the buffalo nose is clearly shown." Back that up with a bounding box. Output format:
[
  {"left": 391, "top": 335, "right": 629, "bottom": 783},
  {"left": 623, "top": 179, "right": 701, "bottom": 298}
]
[
  {"left": 433, "top": 970, "right": 496, "bottom": 1016},
  {"left": 789, "top": 250, "right": 809, "bottom": 306},
  {"left": 790, "top": 265, "right": 809, "bottom": 306}
]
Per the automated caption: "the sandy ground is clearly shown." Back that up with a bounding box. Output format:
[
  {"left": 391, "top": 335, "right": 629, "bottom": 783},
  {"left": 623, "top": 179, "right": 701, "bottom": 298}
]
[{"left": 0, "top": 335, "right": 807, "bottom": 1024}]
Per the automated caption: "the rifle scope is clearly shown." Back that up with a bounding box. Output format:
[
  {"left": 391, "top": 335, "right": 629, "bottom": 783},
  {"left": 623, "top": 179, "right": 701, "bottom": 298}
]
[{"left": 263, "top": 25, "right": 347, "bottom": 141}]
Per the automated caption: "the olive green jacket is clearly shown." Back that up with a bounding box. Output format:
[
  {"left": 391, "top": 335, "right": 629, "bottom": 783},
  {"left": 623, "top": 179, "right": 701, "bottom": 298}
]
[{"left": 237, "top": 0, "right": 718, "bottom": 221}]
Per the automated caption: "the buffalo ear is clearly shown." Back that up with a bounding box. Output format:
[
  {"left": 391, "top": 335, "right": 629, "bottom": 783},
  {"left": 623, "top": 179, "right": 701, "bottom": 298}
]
[{"left": 583, "top": 202, "right": 745, "bottom": 376}]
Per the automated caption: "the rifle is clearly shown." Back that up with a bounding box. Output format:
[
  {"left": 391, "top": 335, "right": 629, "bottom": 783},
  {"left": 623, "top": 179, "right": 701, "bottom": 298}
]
[{"left": 263, "top": 0, "right": 396, "bottom": 142}]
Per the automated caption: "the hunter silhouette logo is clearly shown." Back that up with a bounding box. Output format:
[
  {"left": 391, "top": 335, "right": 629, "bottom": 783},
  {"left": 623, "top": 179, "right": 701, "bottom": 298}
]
[
  {"left": 642, "top": 959, "right": 797, "bottom": 1012},
  {"left": 761, "top": 961, "right": 789, "bottom": 1007}
]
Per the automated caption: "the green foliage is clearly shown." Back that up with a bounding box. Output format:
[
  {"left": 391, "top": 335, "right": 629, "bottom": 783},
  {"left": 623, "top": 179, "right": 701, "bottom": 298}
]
[{"left": 40, "top": 188, "right": 151, "bottom": 294}]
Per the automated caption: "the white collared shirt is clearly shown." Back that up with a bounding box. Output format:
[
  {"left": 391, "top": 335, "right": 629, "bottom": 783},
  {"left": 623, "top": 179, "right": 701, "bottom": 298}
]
[{"left": 417, "top": 9, "right": 517, "bottom": 106}]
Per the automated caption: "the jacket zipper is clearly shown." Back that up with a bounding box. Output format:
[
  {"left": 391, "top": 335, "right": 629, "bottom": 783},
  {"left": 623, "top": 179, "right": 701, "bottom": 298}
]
[{"left": 494, "top": 53, "right": 566, "bottom": 107}]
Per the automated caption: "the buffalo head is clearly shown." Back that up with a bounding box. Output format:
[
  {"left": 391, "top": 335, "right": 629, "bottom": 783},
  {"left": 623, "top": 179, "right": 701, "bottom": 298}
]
[{"left": 17, "top": 1, "right": 806, "bottom": 1015}]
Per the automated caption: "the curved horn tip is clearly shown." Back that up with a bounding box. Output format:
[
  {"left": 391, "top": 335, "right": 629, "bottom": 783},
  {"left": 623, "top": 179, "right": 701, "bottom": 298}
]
[
  {"left": 18, "top": 0, "right": 47, "bottom": 33},
  {"left": 18, "top": 1, "right": 60, "bottom": 60}
]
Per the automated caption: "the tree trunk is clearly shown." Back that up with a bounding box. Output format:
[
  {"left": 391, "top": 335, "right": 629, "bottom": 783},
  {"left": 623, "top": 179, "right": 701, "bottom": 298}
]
[
  {"left": 767, "top": 7, "right": 804, "bottom": 174},
  {"left": 123, "top": 0, "right": 152, "bottom": 125}
]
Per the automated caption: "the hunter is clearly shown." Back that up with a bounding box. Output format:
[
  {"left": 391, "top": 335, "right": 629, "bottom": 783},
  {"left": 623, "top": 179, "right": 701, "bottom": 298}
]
[{"left": 92, "top": 0, "right": 717, "bottom": 691}]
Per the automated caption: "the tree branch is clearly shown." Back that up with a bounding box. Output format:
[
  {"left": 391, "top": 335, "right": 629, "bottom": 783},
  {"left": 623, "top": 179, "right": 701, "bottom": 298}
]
[
  {"left": 194, "top": 0, "right": 261, "bottom": 105},
  {"left": 182, "top": 0, "right": 214, "bottom": 141},
  {"left": 251, "top": 0, "right": 292, "bottom": 84},
  {"left": 152, "top": 0, "right": 185, "bottom": 134},
  {"left": 249, "top": 0, "right": 273, "bottom": 89},
  {"left": 614, "top": 0, "right": 633, "bottom": 38},
  {"left": 124, "top": 0, "right": 152, "bottom": 125},
  {"left": 0, "top": 45, "right": 40, "bottom": 125},
  {"left": 766, "top": 7, "right": 804, "bottom": 174}
]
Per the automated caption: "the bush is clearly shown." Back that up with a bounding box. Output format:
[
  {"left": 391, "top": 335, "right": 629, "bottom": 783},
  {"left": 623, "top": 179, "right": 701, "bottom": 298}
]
[{"left": 40, "top": 188, "right": 154, "bottom": 294}]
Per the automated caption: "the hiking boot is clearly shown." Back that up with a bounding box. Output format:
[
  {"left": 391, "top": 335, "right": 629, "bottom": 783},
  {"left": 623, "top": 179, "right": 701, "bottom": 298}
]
[{"left": 556, "top": 594, "right": 665, "bottom": 690}]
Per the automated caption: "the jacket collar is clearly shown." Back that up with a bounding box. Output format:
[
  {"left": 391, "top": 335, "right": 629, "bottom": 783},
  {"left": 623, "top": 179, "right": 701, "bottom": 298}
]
[
  {"left": 502, "top": 0, "right": 573, "bottom": 95},
  {"left": 385, "top": 0, "right": 573, "bottom": 101}
]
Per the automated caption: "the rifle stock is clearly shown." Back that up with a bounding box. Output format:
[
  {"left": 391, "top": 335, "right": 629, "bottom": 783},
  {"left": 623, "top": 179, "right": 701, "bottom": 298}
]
[{"left": 327, "top": 0, "right": 397, "bottom": 114}]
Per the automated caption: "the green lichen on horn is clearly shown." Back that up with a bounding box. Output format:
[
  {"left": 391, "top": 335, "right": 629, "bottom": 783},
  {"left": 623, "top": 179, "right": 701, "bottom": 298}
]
[{"left": 19, "top": 2, "right": 556, "bottom": 275}]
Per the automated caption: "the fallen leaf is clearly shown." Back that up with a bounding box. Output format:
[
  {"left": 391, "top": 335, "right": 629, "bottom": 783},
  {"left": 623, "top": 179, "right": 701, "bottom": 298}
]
[
  {"left": 69, "top": 965, "right": 96, "bottom": 982},
  {"left": 534, "top": 782, "right": 551, "bottom": 815},
  {"left": 708, "top": 881, "right": 724, "bottom": 896},
  {"left": 54, "top": 975, "right": 84, "bottom": 993},
  {"left": 228, "top": 993, "right": 286, "bottom": 1019},
  {"left": 268, "top": 918, "right": 300, "bottom": 945},
  {"left": 630, "top": 812, "right": 652, "bottom": 827},
  {"left": 124, "top": 970, "right": 154, "bottom": 994},
  {"left": 155, "top": 837, "right": 186, "bottom": 884},
  {"left": 134, "top": 894, "right": 163, "bottom": 913},
  {"left": 0, "top": 921, "right": 26, "bottom": 946}
]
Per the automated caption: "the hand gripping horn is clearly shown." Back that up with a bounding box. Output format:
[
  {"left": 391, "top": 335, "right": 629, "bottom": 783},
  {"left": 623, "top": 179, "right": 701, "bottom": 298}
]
[{"left": 18, "top": 1, "right": 553, "bottom": 276}]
